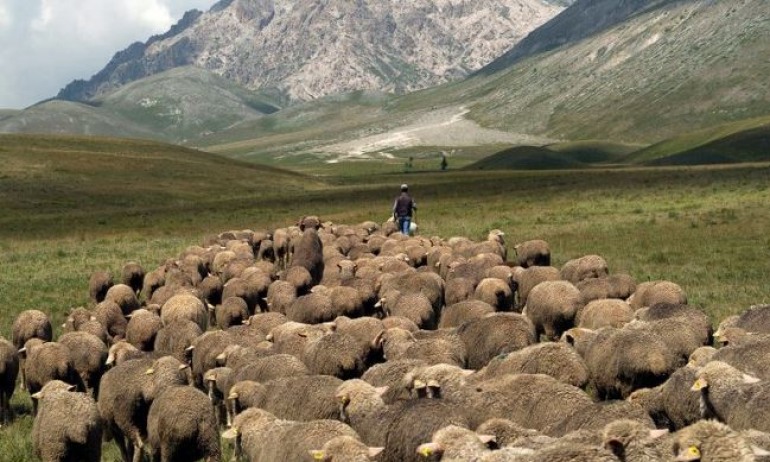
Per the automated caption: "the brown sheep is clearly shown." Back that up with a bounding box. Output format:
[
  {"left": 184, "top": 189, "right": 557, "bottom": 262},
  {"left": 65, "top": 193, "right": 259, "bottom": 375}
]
[
  {"left": 514, "top": 239, "right": 551, "bottom": 268},
  {"left": 105, "top": 283, "right": 141, "bottom": 316},
  {"left": 525, "top": 280, "right": 582, "bottom": 341},
  {"left": 216, "top": 296, "right": 250, "bottom": 329},
  {"left": 12, "top": 309, "right": 53, "bottom": 390},
  {"left": 93, "top": 300, "right": 128, "bottom": 342},
  {"left": 361, "top": 359, "right": 429, "bottom": 403},
  {"left": 57, "top": 331, "right": 107, "bottom": 398},
  {"left": 560, "top": 254, "right": 609, "bottom": 284},
  {"left": 282, "top": 265, "right": 315, "bottom": 295},
  {"left": 474, "top": 277, "right": 515, "bottom": 312},
  {"left": 121, "top": 261, "right": 145, "bottom": 295},
  {"left": 415, "top": 425, "right": 495, "bottom": 461},
  {"left": 544, "top": 400, "right": 655, "bottom": 437},
  {"left": 105, "top": 340, "right": 146, "bottom": 367},
  {"left": 154, "top": 318, "right": 203, "bottom": 363},
  {"left": 378, "top": 328, "right": 467, "bottom": 368},
  {"left": 457, "top": 312, "right": 536, "bottom": 370},
  {"left": 141, "top": 268, "right": 165, "bottom": 302},
  {"left": 229, "top": 375, "right": 343, "bottom": 422},
  {"left": 31, "top": 380, "right": 102, "bottom": 462},
  {"left": 444, "top": 277, "right": 477, "bottom": 306},
  {"left": 583, "top": 327, "right": 681, "bottom": 399},
  {"left": 439, "top": 300, "right": 495, "bottom": 329},
  {"left": 0, "top": 337, "right": 19, "bottom": 425},
  {"left": 146, "top": 385, "right": 221, "bottom": 462},
  {"left": 88, "top": 270, "right": 114, "bottom": 303},
  {"left": 628, "top": 280, "right": 687, "bottom": 309},
  {"left": 21, "top": 340, "right": 82, "bottom": 414},
  {"left": 289, "top": 222, "right": 325, "bottom": 286},
  {"left": 600, "top": 418, "right": 667, "bottom": 461},
  {"left": 161, "top": 293, "right": 208, "bottom": 331},
  {"left": 266, "top": 279, "right": 297, "bottom": 314},
  {"left": 98, "top": 356, "right": 189, "bottom": 462},
  {"left": 125, "top": 309, "right": 162, "bottom": 352},
  {"left": 302, "top": 330, "right": 371, "bottom": 379},
  {"left": 199, "top": 274, "right": 224, "bottom": 308},
  {"left": 478, "top": 341, "right": 589, "bottom": 388},
  {"left": 512, "top": 265, "right": 560, "bottom": 310},
  {"left": 577, "top": 298, "right": 634, "bottom": 329},
  {"left": 377, "top": 290, "right": 437, "bottom": 330},
  {"left": 309, "top": 435, "right": 384, "bottom": 461},
  {"left": 577, "top": 273, "right": 637, "bottom": 303},
  {"left": 673, "top": 419, "right": 761, "bottom": 462}
]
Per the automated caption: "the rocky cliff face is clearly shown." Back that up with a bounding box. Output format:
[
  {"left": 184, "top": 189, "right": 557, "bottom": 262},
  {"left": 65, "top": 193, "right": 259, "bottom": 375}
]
[{"left": 58, "top": 0, "right": 563, "bottom": 102}]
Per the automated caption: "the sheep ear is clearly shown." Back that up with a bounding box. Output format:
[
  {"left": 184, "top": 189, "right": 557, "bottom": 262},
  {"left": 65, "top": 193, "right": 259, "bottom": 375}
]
[
  {"left": 417, "top": 442, "right": 442, "bottom": 457},
  {"left": 31, "top": 391, "right": 43, "bottom": 400},
  {"left": 308, "top": 450, "right": 328, "bottom": 461},
  {"left": 691, "top": 378, "right": 707, "bottom": 391},
  {"left": 752, "top": 445, "right": 770, "bottom": 457},
  {"left": 649, "top": 429, "right": 669, "bottom": 439},
  {"left": 368, "top": 447, "right": 384, "bottom": 458},
  {"left": 477, "top": 434, "right": 496, "bottom": 445},
  {"left": 179, "top": 364, "right": 190, "bottom": 371},
  {"left": 743, "top": 374, "right": 761, "bottom": 384},
  {"left": 145, "top": 368, "right": 155, "bottom": 375},
  {"left": 221, "top": 428, "right": 238, "bottom": 440}
]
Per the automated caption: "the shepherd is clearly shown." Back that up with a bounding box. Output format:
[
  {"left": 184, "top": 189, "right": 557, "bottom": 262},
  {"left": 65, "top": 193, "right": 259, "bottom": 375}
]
[{"left": 393, "top": 183, "right": 417, "bottom": 235}]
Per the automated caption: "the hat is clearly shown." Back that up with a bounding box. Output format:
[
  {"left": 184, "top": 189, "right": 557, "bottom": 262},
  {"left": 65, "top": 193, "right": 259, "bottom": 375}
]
[{"left": 400, "top": 184, "right": 408, "bottom": 191}]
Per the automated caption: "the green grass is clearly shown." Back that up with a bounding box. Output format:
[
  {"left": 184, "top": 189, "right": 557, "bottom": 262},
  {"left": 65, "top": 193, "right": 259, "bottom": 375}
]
[{"left": 1, "top": 134, "right": 770, "bottom": 458}]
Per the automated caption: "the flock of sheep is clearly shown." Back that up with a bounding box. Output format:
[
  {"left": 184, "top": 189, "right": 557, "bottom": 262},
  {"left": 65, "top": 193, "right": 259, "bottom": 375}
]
[{"left": 2, "top": 214, "right": 770, "bottom": 462}]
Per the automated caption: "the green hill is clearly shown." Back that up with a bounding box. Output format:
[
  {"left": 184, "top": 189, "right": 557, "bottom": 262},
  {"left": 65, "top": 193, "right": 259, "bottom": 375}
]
[{"left": 0, "top": 134, "right": 317, "bottom": 237}]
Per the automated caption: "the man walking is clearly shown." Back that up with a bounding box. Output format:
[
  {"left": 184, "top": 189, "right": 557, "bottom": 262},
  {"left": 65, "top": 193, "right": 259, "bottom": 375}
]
[{"left": 393, "top": 184, "right": 417, "bottom": 235}]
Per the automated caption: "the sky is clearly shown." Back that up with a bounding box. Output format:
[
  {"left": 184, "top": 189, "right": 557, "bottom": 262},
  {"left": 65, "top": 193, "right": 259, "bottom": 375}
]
[{"left": 0, "top": 0, "right": 218, "bottom": 109}]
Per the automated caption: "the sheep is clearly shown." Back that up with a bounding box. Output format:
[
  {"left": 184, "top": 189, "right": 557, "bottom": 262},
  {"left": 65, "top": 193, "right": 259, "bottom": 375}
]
[
  {"left": 229, "top": 375, "right": 343, "bottom": 421},
  {"left": 415, "top": 425, "right": 495, "bottom": 461},
  {"left": 377, "top": 290, "right": 437, "bottom": 330},
  {"left": 272, "top": 228, "right": 291, "bottom": 270},
  {"left": 12, "top": 309, "right": 53, "bottom": 349},
  {"left": 439, "top": 300, "right": 495, "bottom": 329},
  {"left": 378, "top": 328, "right": 467, "bottom": 368},
  {"left": 288, "top": 221, "right": 325, "bottom": 286},
  {"left": 121, "top": 261, "right": 145, "bottom": 295},
  {"left": 282, "top": 265, "right": 314, "bottom": 295},
  {"left": 98, "top": 356, "right": 189, "bottom": 462},
  {"left": 488, "top": 441, "right": 619, "bottom": 462},
  {"left": 243, "top": 311, "right": 289, "bottom": 337},
  {"left": 673, "top": 419, "right": 762, "bottom": 462},
  {"left": 203, "top": 367, "right": 232, "bottom": 426},
  {"left": 514, "top": 239, "right": 551, "bottom": 268},
  {"left": 577, "top": 273, "right": 637, "bottom": 303},
  {"left": 286, "top": 290, "right": 338, "bottom": 324},
  {"left": 309, "top": 435, "right": 384, "bottom": 461},
  {"left": 266, "top": 279, "right": 297, "bottom": 314},
  {"left": 600, "top": 418, "right": 668, "bottom": 461},
  {"left": 711, "top": 335, "right": 770, "bottom": 380},
  {"left": 146, "top": 385, "right": 221, "bottom": 462},
  {"left": 21, "top": 340, "right": 82, "bottom": 414},
  {"left": 544, "top": 400, "right": 655, "bottom": 437},
  {"left": 62, "top": 306, "right": 93, "bottom": 333},
  {"left": 302, "top": 330, "right": 371, "bottom": 379},
  {"left": 31, "top": 380, "right": 102, "bottom": 462},
  {"left": 93, "top": 300, "right": 128, "bottom": 342},
  {"left": 0, "top": 337, "right": 19, "bottom": 425},
  {"left": 199, "top": 274, "right": 224, "bottom": 307},
  {"left": 692, "top": 360, "right": 770, "bottom": 433},
  {"left": 57, "top": 331, "right": 107, "bottom": 398},
  {"left": 216, "top": 296, "right": 250, "bottom": 329},
  {"left": 142, "top": 268, "right": 165, "bottom": 302},
  {"left": 582, "top": 326, "right": 680, "bottom": 399},
  {"left": 379, "top": 270, "right": 445, "bottom": 313},
  {"left": 105, "top": 283, "right": 141, "bottom": 316},
  {"left": 576, "top": 298, "right": 634, "bottom": 329},
  {"left": 628, "top": 280, "right": 687, "bottom": 309},
  {"left": 478, "top": 342, "right": 589, "bottom": 388},
  {"left": 524, "top": 280, "right": 582, "bottom": 341},
  {"left": 361, "top": 359, "right": 429, "bottom": 403},
  {"left": 382, "top": 316, "right": 420, "bottom": 332},
  {"left": 12, "top": 309, "right": 53, "bottom": 390},
  {"left": 449, "top": 373, "right": 594, "bottom": 431},
  {"left": 725, "top": 304, "right": 770, "bottom": 335},
  {"left": 105, "top": 340, "right": 147, "bottom": 367},
  {"left": 476, "top": 418, "right": 542, "bottom": 447},
  {"left": 560, "top": 254, "right": 609, "bottom": 284},
  {"left": 444, "top": 277, "right": 477, "bottom": 306},
  {"left": 125, "top": 309, "right": 162, "bottom": 352},
  {"left": 402, "top": 363, "right": 476, "bottom": 400},
  {"left": 88, "top": 270, "right": 114, "bottom": 303},
  {"left": 227, "top": 353, "right": 310, "bottom": 387},
  {"left": 457, "top": 313, "right": 537, "bottom": 370},
  {"left": 161, "top": 293, "right": 208, "bottom": 331},
  {"left": 511, "top": 265, "right": 560, "bottom": 310},
  {"left": 474, "top": 277, "right": 515, "bottom": 312},
  {"left": 154, "top": 318, "right": 203, "bottom": 363},
  {"left": 222, "top": 408, "right": 360, "bottom": 462},
  {"left": 626, "top": 314, "right": 711, "bottom": 363}
]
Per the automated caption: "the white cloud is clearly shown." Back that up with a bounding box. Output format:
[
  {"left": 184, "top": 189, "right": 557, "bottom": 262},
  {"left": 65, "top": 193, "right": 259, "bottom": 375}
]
[{"left": 0, "top": 0, "right": 217, "bottom": 109}]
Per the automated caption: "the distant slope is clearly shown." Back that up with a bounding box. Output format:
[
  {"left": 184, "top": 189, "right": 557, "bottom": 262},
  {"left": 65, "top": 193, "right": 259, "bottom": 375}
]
[
  {"left": 0, "top": 67, "right": 280, "bottom": 143},
  {"left": 628, "top": 117, "right": 770, "bottom": 166},
  {"left": 0, "top": 134, "right": 317, "bottom": 234},
  {"left": 464, "top": 145, "right": 586, "bottom": 170}
]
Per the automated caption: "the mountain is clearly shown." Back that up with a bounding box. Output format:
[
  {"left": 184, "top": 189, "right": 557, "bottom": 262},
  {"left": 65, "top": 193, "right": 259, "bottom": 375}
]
[{"left": 57, "top": 0, "right": 563, "bottom": 103}]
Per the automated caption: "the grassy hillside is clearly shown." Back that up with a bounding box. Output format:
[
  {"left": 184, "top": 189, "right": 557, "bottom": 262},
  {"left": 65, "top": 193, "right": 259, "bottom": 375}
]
[
  {"left": 0, "top": 134, "right": 319, "bottom": 238},
  {"left": 1, "top": 135, "right": 770, "bottom": 460}
]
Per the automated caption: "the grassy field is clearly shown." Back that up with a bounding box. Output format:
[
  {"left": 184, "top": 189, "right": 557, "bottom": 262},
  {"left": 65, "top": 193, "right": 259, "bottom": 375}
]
[{"left": 1, "top": 134, "right": 769, "bottom": 459}]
